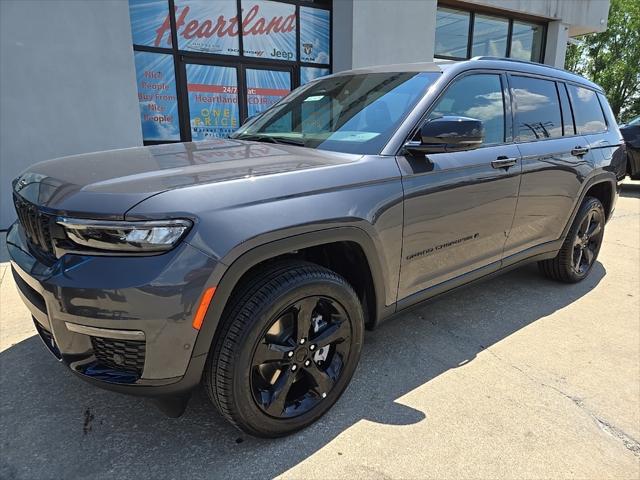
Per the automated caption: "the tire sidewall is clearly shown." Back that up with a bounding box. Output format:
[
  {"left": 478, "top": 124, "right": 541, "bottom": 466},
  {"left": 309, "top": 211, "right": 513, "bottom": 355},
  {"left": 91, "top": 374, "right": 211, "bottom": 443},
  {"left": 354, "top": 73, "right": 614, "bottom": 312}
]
[{"left": 229, "top": 274, "right": 364, "bottom": 436}]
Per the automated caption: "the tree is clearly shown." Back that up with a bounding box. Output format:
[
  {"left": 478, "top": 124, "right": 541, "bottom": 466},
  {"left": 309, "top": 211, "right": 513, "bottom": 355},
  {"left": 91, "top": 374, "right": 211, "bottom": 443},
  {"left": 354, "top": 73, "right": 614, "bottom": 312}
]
[{"left": 565, "top": 0, "right": 640, "bottom": 122}]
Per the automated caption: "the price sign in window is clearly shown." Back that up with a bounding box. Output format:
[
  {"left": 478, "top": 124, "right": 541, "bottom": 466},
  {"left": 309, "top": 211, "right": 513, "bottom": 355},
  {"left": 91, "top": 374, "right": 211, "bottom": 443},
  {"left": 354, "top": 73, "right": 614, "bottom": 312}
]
[{"left": 186, "top": 64, "right": 240, "bottom": 140}]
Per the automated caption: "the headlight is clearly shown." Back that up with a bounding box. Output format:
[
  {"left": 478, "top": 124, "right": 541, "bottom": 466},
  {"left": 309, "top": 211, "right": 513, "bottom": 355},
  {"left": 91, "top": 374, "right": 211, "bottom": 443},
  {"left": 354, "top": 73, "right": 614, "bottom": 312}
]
[{"left": 56, "top": 218, "right": 192, "bottom": 253}]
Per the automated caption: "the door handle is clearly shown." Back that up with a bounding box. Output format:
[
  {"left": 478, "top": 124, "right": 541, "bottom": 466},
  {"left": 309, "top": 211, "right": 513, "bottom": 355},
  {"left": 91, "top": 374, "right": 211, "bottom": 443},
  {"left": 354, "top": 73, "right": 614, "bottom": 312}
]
[
  {"left": 571, "top": 146, "right": 590, "bottom": 157},
  {"left": 491, "top": 156, "right": 518, "bottom": 169}
]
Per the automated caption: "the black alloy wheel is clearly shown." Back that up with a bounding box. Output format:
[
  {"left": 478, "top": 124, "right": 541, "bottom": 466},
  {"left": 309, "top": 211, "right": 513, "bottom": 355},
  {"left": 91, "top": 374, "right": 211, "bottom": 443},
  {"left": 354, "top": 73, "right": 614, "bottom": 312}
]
[
  {"left": 204, "top": 261, "right": 364, "bottom": 437},
  {"left": 539, "top": 196, "right": 606, "bottom": 283},
  {"left": 572, "top": 208, "right": 603, "bottom": 275},
  {"left": 250, "top": 296, "right": 351, "bottom": 418}
]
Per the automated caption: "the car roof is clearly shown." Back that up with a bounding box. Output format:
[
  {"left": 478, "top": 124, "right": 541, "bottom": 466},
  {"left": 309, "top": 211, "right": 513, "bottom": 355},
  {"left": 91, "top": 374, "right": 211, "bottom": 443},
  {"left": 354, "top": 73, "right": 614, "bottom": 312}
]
[{"left": 334, "top": 57, "right": 603, "bottom": 92}]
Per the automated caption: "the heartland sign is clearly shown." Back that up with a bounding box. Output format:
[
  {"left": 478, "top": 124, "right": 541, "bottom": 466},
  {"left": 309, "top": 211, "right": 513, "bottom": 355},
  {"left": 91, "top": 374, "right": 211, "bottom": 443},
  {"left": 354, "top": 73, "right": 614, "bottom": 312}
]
[{"left": 154, "top": 2, "right": 297, "bottom": 59}]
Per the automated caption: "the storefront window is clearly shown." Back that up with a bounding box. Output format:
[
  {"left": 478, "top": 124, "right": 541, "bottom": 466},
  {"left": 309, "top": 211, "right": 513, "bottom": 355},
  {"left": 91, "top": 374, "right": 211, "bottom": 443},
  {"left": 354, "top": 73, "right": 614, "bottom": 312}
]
[
  {"left": 300, "top": 7, "right": 331, "bottom": 64},
  {"left": 510, "top": 21, "right": 544, "bottom": 62},
  {"left": 129, "top": 0, "right": 170, "bottom": 47},
  {"left": 173, "top": 0, "right": 240, "bottom": 55},
  {"left": 241, "top": 0, "right": 297, "bottom": 61},
  {"left": 435, "top": 7, "right": 470, "bottom": 59},
  {"left": 186, "top": 64, "right": 239, "bottom": 140},
  {"left": 471, "top": 14, "right": 509, "bottom": 58},
  {"left": 134, "top": 51, "right": 181, "bottom": 141},
  {"left": 246, "top": 69, "right": 291, "bottom": 118},
  {"left": 435, "top": 6, "right": 546, "bottom": 62},
  {"left": 128, "top": 0, "right": 331, "bottom": 144},
  {"left": 301, "top": 66, "right": 331, "bottom": 84}
]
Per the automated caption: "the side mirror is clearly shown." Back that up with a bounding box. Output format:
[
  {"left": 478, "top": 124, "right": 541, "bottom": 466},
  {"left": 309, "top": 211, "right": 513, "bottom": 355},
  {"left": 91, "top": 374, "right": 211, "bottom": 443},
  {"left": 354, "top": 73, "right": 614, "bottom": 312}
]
[{"left": 405, "top": 116, "right": 484, "bottom": 154}]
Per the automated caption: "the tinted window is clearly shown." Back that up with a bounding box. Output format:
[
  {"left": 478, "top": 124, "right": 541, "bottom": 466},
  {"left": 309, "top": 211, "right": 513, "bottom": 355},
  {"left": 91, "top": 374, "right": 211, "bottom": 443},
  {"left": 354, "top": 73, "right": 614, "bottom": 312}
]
[
  {"left": 429, "top": 74, "right": 505, "bottom": 145},
  {"left": 511, "top": 76, "right": 562, "bottom": 141},
  {"left": 558, "top": 83, "right": 575, "bottom": 136},
  {"left": 435, "top": 7, "right": 470, "bottom": 58},
  {"left": 567, "top": 85, "right": 607, "bottom": 134}
]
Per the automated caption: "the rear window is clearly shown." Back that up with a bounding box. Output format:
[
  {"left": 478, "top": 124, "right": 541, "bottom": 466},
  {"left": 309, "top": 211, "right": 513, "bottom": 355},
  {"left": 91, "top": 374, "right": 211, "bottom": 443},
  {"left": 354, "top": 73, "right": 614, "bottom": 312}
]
[
  {"left": 511, "top": 76, "right": 563, "bottom": 141},
  {"left": 567, "top": 85, "right": 607, "bottom": 134}
]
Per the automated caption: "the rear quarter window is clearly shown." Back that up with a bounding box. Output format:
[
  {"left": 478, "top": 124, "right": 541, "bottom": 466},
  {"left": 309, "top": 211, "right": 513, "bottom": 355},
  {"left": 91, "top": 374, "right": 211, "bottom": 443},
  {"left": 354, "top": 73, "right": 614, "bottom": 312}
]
[{"left": 567, "top": 85, "right": 607, "bottom": 134}]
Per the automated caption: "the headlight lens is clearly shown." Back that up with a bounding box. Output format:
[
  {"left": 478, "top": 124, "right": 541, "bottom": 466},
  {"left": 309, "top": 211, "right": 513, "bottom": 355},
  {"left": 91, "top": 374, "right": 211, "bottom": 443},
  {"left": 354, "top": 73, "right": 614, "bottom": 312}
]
[{"left": 56, "top": 218, "right": 192, "bottom": 252}]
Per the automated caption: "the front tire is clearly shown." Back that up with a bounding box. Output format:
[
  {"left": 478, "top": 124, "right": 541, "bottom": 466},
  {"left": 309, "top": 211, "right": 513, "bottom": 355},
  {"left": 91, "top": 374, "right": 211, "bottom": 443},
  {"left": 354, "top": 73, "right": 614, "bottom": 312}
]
[
  {"left": 538, "top": 196, "right": 606, "bottom": 283},
  {"left": 204, "top": 261, "right": 364, "bottom": 437}
]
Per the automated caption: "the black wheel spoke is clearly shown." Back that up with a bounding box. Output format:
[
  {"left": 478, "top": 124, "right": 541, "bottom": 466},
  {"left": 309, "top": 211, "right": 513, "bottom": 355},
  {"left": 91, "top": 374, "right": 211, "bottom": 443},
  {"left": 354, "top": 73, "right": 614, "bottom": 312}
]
[
  {"left": 574, "top": 248, "right": 584, "bottom": 271},
  {"left": 587, "top": 219, "right": 602, "bottom": 238},
  {"left": 312, "top": 319, "right": 350, "bottom": 348},
  {"left": 306, "top": 364, "right": 335, "bottom": 397},
  {"left": 583, "top": 246, "right": 595, "bottom": 266},
  {"left": 253, "top": 341, "right": 290, "bottom": 365},
  {"left": 294, "top": 297, "right": 317, "bottom": 343},
  {"left": 264, "top": 368, "right": 296, "bottom": 416},
  {"left": 250, "top": 294, "right": 353, "bottom": 419}
]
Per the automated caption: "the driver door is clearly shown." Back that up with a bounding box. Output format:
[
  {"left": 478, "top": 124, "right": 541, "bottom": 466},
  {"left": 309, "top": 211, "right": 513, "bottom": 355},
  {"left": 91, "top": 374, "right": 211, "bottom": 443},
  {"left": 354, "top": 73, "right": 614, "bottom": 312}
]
[{"left": 396, "top": 72, "right": 522, "bottom": 302}]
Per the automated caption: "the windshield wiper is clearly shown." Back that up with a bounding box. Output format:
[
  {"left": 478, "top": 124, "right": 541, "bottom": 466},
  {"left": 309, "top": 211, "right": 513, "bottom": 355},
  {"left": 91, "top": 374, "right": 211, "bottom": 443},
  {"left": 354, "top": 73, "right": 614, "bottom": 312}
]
[{"left": 236, "top": 134, "right": 305, "bottom": 146}]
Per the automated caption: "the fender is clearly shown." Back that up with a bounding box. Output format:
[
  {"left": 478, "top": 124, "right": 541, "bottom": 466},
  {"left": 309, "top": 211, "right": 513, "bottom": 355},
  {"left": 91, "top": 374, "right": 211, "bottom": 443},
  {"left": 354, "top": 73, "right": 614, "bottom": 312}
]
[
  {"left": 560, "top": 171, "right": 618, "bottom": 241},
  {"left": 190, "top": 226, "right": 394, "bottom": 359}
]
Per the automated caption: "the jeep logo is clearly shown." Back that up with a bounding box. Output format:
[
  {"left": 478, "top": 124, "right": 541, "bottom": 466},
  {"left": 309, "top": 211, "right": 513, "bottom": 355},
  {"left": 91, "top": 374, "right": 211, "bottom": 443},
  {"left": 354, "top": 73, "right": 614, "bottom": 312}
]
[{"left": 270, "top": 48, "right": 294, "bottom": 60}]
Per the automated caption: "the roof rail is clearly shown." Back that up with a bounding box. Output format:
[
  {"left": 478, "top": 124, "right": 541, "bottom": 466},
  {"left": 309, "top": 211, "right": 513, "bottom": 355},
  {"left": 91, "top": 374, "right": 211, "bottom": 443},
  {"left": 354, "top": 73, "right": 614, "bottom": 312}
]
[{"left": 471, "top": 56, "right": 567, "bottom": 73}]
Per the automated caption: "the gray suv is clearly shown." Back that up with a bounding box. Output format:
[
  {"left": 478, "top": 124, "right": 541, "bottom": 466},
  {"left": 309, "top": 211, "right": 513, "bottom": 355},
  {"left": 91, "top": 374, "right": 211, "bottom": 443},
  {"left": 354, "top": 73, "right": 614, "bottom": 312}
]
[{"left": 8, "top": 58, "right": 626, "bottom": 437}]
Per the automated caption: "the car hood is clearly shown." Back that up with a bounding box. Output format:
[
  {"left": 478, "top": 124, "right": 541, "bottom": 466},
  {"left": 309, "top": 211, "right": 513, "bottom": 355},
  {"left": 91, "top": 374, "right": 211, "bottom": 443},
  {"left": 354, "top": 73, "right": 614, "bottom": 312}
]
[{"left": 13, "top": 139, "right": 360, "bottom": 218}]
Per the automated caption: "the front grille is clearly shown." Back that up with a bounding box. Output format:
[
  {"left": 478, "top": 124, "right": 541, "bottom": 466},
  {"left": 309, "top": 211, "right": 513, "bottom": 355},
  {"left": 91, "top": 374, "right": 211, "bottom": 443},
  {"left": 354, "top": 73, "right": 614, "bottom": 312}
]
[
  {"left": 13, "top": 195, "right": 56, "bottom": 260},
  {"left": 91, "top": 336, "right": 146, "bottom": 376}
]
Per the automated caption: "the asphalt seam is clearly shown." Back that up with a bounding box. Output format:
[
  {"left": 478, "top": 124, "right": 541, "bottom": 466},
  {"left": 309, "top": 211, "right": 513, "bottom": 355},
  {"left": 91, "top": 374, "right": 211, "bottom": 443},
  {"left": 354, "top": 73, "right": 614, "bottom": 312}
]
[{"left": 484, "top": 348, "right": 640, "bottom": 458}]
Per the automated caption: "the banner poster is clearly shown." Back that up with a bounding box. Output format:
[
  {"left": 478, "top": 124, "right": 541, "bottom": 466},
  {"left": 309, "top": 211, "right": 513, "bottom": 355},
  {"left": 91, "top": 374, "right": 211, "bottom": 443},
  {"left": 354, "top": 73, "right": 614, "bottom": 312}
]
[
  {"left": 246, "top": 69, "right": 291, "bottom": 117},
  {"left": 186, "top": 64, "right": 240, "bottom": 140},
  {"left": 173, "top": 0, "right": 240, "bottom": 55},
  {"left": 134, "top": 51, "right": 181, "bottom": 141},
  {"left": 128, "top": 0, "right": 170, "bottom": 47},
  {"left": 300, "top": 66, "right": 331, "bottom": 85},
  {"left": 299, "top": 7, "right": 330, "bottom": 64},
  {"left": 241, "top": 1, "right": 296, "bottom": 61}
]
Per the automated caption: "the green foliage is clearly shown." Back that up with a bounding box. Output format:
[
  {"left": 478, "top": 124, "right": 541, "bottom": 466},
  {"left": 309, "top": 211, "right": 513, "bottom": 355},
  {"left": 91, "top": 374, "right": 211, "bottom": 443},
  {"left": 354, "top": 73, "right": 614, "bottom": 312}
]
[{"left": 565, "top": 0, "right": 640, "bottom": 122}]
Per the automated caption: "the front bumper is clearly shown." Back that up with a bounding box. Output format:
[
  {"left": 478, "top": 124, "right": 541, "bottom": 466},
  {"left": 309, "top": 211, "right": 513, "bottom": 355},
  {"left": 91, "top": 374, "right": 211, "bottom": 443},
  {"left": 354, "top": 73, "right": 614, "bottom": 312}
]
[{"left": 7, "top": 221, "right": 219, "bottom": 397}]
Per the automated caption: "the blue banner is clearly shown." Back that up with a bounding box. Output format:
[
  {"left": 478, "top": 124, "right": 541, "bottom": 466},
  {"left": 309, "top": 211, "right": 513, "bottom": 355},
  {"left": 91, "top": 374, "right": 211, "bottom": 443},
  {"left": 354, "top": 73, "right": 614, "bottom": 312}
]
[
  {"left": 241, "top": 0, "right": 296, "bottom": 61},
  {"left": 300, "top": 66, "right": 331, "bottom": 85},
  {"left": 186, "top": 64, "right": 239, "bottom": 140},
  {"left": 134, "top": 51, "right": 181, "bottom": 141},
  {"left": 246, "top": 69, "right": 291, "bottom": 118},
  {"left": 173, "top": 0, "right": 240, "bottom": 55},
  {"left": 128, "top": 0, "right": 170, "bottom": 47},
  {"left": 300, "top": 7, "right": 330, "bottom": 65}
]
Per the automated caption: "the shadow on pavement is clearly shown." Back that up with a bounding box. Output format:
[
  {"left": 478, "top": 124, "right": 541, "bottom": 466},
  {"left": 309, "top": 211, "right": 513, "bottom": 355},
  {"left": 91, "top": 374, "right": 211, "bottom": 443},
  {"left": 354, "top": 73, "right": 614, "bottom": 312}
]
[{"left": 0, "top": 262, "right": 605, "bottom": 479}]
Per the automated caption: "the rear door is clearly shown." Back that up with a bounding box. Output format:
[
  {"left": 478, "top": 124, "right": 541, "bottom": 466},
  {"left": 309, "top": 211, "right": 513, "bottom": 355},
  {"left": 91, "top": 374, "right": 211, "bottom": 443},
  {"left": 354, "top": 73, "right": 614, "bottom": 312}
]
[
  {"left": 396, "top": 72, "right": 522, "bottom": 301},
  {"left": 502, "top": 75, "right": 593, "bottom": 260}
]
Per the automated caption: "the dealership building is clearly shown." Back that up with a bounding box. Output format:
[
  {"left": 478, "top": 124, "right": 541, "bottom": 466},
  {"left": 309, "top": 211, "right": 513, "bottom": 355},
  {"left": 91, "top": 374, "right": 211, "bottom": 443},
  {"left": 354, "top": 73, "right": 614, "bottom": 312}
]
[{"left": 0, "top": 0, "right": 611, "bottom": 228}]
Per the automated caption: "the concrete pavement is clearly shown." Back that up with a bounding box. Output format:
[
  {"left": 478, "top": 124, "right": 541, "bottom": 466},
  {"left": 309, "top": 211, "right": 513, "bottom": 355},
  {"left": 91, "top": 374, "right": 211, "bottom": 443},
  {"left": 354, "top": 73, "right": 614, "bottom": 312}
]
[{"left": 1, "top": 184, "right": 639, "bottom": 479}]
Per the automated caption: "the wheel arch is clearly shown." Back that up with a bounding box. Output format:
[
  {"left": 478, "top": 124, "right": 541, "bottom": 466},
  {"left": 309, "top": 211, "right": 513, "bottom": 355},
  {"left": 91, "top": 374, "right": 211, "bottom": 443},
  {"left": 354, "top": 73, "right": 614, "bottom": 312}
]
[
  {"left": 561, "top": 172, "right": 618, "bottom": 241},
  {"left": 191, "top": 227, "right": 392, "bottom": 359}
]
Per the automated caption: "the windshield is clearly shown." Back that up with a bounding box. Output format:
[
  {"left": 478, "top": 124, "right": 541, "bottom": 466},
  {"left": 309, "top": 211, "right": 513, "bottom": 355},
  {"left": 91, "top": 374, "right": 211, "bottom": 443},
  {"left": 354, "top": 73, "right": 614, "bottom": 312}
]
[
  {"left": 628, "top": 116, "right": 640, "bottom": 126},
  {"left": 231, "top": 71, "right": 440, "bottom": 154}
]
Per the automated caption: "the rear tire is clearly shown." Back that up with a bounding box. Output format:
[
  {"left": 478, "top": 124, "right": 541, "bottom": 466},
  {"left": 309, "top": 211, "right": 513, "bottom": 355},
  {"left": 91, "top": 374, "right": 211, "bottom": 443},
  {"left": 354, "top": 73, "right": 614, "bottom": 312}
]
[
  {"left": 538, "top": 196, "right": 605, "bottom": 283},
  {"left": 203, "top": 260, "right": 364, "bottom": 437}
]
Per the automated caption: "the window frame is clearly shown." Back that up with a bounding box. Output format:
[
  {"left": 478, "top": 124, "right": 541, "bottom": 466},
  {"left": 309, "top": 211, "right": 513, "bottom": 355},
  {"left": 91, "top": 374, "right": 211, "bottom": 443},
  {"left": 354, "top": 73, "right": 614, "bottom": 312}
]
[
  {"left": 508, "top": 74, "right": 565, "bottom": 143},
  {"left": 565, "top": 83, "right": 609, "bottom": 135},
  {"left": 434, "top": 4, "right": 547, "bottom": 63},
  {"left": 130, "top": 0, "right": 333, "bottom": 145},
  {"left": 406, "top": 70, "right": 513, "bottom": 150},
  {"left": 506, "top": 72, "right": 601, "bottom": 143}
]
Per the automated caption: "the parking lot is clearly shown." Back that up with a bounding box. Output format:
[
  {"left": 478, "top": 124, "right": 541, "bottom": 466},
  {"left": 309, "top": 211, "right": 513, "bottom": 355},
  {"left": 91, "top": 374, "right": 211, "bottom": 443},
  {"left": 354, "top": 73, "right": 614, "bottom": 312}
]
[{"left": 1, "top": 183, "right": 638, "bottom": 480}]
